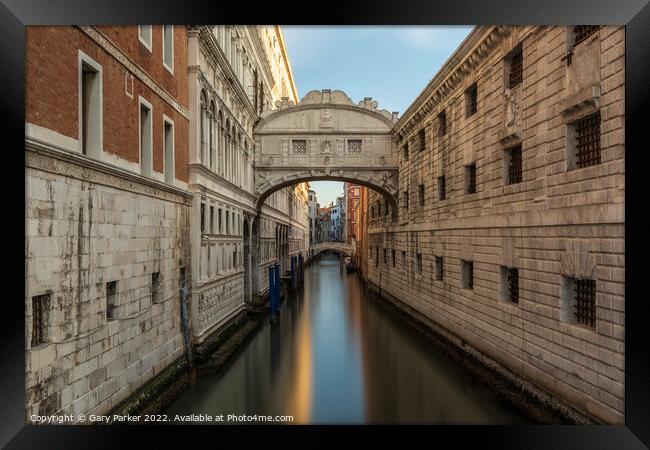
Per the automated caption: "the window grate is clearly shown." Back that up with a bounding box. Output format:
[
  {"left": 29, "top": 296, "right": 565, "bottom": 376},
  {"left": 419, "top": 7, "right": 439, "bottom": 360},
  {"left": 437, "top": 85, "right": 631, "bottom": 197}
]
[
  {"left": 574, "top": 279, "right": 596, "bottom": 327},
  {"left": 31, "top": 294, "right": 48, "bottom": 347},
  {"left": 404, "top": 190, "right": 409, "bottom": 210},
  {"left": 435, "top": 256, "right": 443, "bottom": 281},
  {"left": 292, "top": 140, "right": 307, "bottom": 154},
  {"left": 392, "top": 250, "right": 396, "bottom": 267},
  {"left": 466, "top": 83, "right": 478, "bottom": 116},
  {"left": 508, "top": 145, "right": 523, "bottom": 184},
  {"left": 438, "top": 176, "right": 446, "bottom": 200},
  {"left": 509, "top": 47, "right": 523, "bottom": 88},
  {"left": 403, "top": 143, "right": 409, "bottom": 161},
  {"left": 418, "top": 129, "right": 426, "bottom": 152},
  {"left": 575, "top": 112, "right": 601, "bottom": 168},
  {"left": 438, "top": 110, "right": 447, "bottom": 137},
  {"left": 347, "top": 139, "right": 362, "bottom": 153},
  {"left": 463, "top": 261, "right": 474, "bottom": 289},
  {"left": 507, "top": 268, "right": 519, "bottom": 303},
  {"left": 418, "top": 184, "right": 425, "bottom": 206},
  {"left": 573, "top": 26, "right": 599, "bottom": 47},
  {"left": 466, "top": 164, "right": 477, "bottom": 194}
]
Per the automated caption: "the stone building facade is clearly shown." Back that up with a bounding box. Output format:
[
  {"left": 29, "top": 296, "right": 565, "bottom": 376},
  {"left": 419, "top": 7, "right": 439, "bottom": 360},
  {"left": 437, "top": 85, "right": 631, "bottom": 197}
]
[
  {"left": 186, "top": 25, "right": 308, "bottom": 346},
  {"left": 25, "top": 26, "right": 191, "bottom": 419},
  {"left": 364, "top": 25, "right": 625, "bottom": 423}
]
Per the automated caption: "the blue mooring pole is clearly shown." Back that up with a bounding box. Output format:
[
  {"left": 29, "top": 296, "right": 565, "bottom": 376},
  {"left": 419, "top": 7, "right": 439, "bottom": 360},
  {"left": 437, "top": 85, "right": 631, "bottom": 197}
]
[
  {"left": 268, "top": 265, "right": 275, "bottom": 315},
  {"left": 274, "top": 263, "right": 281, "bottom": 311}
]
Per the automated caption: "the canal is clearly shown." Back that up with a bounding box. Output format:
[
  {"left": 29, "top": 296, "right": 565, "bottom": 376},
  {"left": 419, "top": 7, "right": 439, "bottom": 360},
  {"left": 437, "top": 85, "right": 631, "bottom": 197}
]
[{"left": 165, "top": 253, "right": 529, "bottom": 424}]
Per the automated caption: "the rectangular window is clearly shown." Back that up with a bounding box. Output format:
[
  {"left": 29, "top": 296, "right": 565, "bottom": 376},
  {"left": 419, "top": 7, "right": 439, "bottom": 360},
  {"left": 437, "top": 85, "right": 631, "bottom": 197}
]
[
  {"left": 438, "top": 110, "right": 447, "bottom": 137},
  {"left": 80, "top": 56, "right": 102, "bottom": 158},
  {"left": 106, "top": 281, "right": 117, "bottom": 320},
  {"left": 162, "top": 25, "right": 174, "bottom": 73},
  {"left": 465, "top": 163, "right": 477, "bottom": 194},
  {"left": 31, "top": 294, "right": 49, "bottom": 347},
  {"left": 465, "top": 83, "right": 478, "bottom": 117},
  {"left": 462, "top": 260, "right": 474, "bottom": 289},
  {"left": 403, "top": 143, "right": 409, "bottom": 161},
  {"left": 347, "top": 139, "right": 362, "bottom": 153},
  {"left": 218, "top": 208, "right": 222, "bottom": 234},
  {"left": 438, "top": 176, "right": 446, "bottom": 201},
  {"left": 501, "top": 266, "right": 519, "bottom": 303},
  {"left": 292, "top": 139, "right": 307, "bottom": 154},
  {"left": 233, "top": 248, "right": 238, "bottom": 268},
  {"left": 435, "top": 256, "right": 443, "bottom": 281},
  {"left": 200, "top": 203, "right": 205, "bottom": 234},
  {"left": 418, "top": 129, "right": 426, "bottom": 152},
  {"left": 375, "top": 247, "right": 379, "bottom": 267},
  {"left": 508, "top": 44, "right": 523, "bottom": 88},
  {"left": 138, "top": 25, "right": 152, "bottom": 51},
  {"left": 226, "top": 211, "right": 230, "bottom": 234},
  {"left": 418, "top": 184, "right": 425, "bottom": 206},
  {"left": 403, "top": 190, "right": 409, "bottom": 210},
  {"left": 151, "top": 272, "right": 162, "bottom": 303},
  {"left": 401, "top": 251, "right": 406, "bottom": 268},
  {"left": 210, "top": 206, "right": 214, "bottom": 234},
  {"left": 573, "top": 26, "right": 599, "bottom": 47},
  {"left": 561, "top": 277, "right": 596, "bottom": 328},
  {"left": 139, "top": 98, "right": 152, "bottom": 176},
  {"left": 392, "top": 249, "right": 396, "bottom": 267},
  {"left": 416, "top": 253, "right": 422, "bottom": 274},
  {"left": 571, "top": 112, "right": 601, "bottom": 169},
  {"left": 164, "top": 119, "right": 174, "bottom": 184},
  {"left": 383, "top": 248, "right": 387, "bottom": 265},
  {"left": 506, "top": 144, "right": 523, "bottom": 185}
]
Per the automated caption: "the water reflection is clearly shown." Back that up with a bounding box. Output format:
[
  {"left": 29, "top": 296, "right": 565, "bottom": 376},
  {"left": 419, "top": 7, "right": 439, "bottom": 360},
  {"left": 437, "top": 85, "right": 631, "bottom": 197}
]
[{"left": 165, "top": 254, "right": 527, "bottom": 424}]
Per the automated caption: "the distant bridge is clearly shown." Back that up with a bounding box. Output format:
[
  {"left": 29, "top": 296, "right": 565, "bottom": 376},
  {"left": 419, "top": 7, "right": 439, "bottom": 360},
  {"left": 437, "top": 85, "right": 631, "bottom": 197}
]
[{"left": 309, "top": 242, "right": 354, "bottom": 257}]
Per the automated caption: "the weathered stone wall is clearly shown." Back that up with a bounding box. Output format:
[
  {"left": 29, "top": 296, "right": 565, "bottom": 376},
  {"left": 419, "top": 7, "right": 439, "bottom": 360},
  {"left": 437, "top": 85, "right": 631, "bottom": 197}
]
[
  {"left": 365, "top": 25, "right": 625, "bottom": 423},
  {"left": 25, "top": 151, "right": 190, "bottom": 420}
]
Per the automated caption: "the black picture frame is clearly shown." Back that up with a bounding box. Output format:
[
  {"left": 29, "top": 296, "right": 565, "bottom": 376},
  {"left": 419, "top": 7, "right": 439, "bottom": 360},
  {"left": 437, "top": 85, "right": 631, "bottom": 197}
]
[{"left": 2, "top": 0, "right": 648, "bottom": 448}]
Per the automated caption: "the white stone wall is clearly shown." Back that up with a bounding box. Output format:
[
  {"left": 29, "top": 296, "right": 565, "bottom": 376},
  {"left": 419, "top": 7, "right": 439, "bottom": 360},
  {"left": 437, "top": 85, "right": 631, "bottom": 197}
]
[
  {"left": 25, "top": 149, "right": 190, "bottom": 419},
  {"left": 365, "top": 26, "right": 625, "bottom": 423}
]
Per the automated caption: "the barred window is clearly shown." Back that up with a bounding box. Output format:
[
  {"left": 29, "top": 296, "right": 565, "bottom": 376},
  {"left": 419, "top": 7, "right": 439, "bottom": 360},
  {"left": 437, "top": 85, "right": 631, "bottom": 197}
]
[
  {"left": 465, "top": 163, "right": 477, "bottom": 194},
  {"left": 573, "top": 26, "right": 599, "bottom": 47},
  {"left": 503, "top": 267, "right": 519, "bottom": 303},
  {"left": 435, "top": 256, "right": 443, "bottom": 281},
  {"left": 462, "top": 260, "right": 474, "bottom": 289},
  {"left": 383, "top": 248, "right": 387, "bottom": 264},
  {"left": 418, "top": 129, "right": 426, "bottom": 152},
  {"left": 416, "top": 253, "right": 423, "bottom": 274},
  {"left": 347, "top": 139, "right": 362, "bottom": 153},
  {"left": 392, "top": 249, "right": 396, "bottom": 267},
  {"left": 151, "top": 272, "right": 162, "bottom": 304},
  {"left": 574, "top": 279, "right": 596, "bottom": 328},
  {"left": 292, "top": 139, "right": 307, "bottom": 154},
  {"left": 403, "top": 190, "right": 409, "bottom": 210},
  {"left": 438, "top": 176, "right": 446, "bottom": 201},
  {"left": 465, "top": 83, "right": 478, "bottom": 117},
  {"left": 200, "top": 203, "right": 205, "bottom": 234},
  {"left": 210, "top": 205, "right": 214, "bottom": 233},
  {"left": 506, "top": 145, "right": 523, "bottom": 185},
  {"left": 106, "top": 281, "right": 117, "bottom": 320},
  {"left": 438, "top": 110, "right": 447, "bottom": 137},
  {"left": 508, "top": 45, "right": 523, "bottom": 88},
  {"left": 31, "top": 294, "right": 49, "bottom": 347},
  {"left": 573, "top": 112, "right": 601, "bottom": 169},
  {"left": 418, "top": 184, "right": 425, "bottom": 206},
  {"left": 403, "top": 143, "right": 409, "bottom": 161}
]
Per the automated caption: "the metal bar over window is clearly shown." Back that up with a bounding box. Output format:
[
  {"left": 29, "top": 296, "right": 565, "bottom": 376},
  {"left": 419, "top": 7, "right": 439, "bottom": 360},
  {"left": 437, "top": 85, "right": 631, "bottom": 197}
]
[
  {"left": 575, "top": 112, "right": 601, "bottom": 168},
  {"left": 574, "top": 279, "right": 596, "bottom": 327},
  {"left": 573, "top": 26, "right": 599, "bottom": 47}
]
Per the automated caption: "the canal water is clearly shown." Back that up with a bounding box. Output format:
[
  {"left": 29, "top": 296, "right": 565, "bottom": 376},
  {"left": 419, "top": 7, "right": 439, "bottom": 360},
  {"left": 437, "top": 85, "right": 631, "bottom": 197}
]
[{"left": 166, "top": 254, "right": 528, "bottom": 424}]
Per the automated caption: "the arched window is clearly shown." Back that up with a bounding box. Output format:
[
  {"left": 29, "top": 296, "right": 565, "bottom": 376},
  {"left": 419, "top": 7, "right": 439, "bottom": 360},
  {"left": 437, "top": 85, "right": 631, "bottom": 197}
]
[
  {"left": 217, "top": 110, "right": 223, "bottom": 175},
  {"left": 209, "top": 101, "right": 215, "bottom": 170},
  {"left": 199, "top": 90, "right": 207, "bottom": 164}
]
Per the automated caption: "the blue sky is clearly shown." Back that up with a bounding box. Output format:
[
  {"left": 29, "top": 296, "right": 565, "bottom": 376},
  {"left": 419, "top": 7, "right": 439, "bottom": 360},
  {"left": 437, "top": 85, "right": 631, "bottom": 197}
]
[{"left": 282, "top": 26, "right": 474, "bottom": 206}]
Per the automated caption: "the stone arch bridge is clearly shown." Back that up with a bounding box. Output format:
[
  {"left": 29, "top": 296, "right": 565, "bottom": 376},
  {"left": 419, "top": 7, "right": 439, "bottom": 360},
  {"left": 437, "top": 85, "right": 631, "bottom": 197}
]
[
  {"left": 253, "top": 89, "right": 400, "bottom": 219},
  {"left": 309, "top": 242, "right": 355, "bottom": 257}
]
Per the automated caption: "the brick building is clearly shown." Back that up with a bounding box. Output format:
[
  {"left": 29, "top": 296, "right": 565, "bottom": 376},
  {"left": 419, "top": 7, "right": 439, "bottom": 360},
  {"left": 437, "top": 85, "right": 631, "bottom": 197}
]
[
  {"left": 364, "top": 25, "right": 625, "bottom": 423},
  {"left": 25, "top": 26, "right": 191, "bottom": 419}
]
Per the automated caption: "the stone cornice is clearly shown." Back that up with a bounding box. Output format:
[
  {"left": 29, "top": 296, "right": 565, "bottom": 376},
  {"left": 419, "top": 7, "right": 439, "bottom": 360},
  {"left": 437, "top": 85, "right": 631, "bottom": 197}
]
[
  {"left": 26, "top": 138, "right": 193, "bottom": 204},
  {"left": 78, "top": 26, "right": 190, "bottom": 120},
  {"left": 394, "top": 25, "right": 511, "bottom": 139}
]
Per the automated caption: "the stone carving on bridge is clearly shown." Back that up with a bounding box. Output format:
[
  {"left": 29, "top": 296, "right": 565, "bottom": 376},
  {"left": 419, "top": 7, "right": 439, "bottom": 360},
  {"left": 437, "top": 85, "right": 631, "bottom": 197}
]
[
  {"left": 320, "top": 139, "right": 332, "bottom": 154},
  {"left": 320, "top": 109, "right": 333, "bottom": 128}
]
